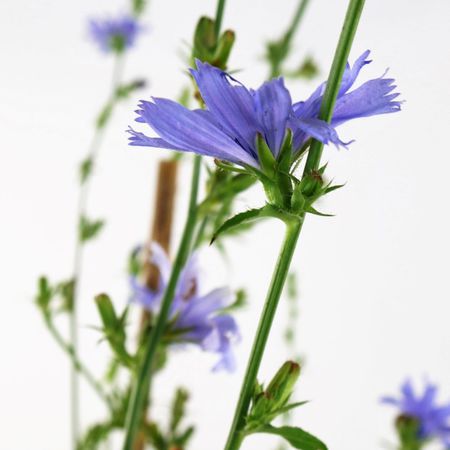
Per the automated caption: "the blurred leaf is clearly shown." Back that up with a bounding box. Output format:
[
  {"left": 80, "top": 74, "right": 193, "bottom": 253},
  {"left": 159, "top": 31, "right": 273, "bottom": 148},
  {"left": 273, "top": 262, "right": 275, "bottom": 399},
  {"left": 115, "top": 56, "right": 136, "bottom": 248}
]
[
  {"left": 170, "top": 388, "right": 189, "bottom": 435},
  {"left": 76, "top": 421, "right": 115, "bottom": 450},
  {"left": 79, "top": 216, "right": 105, "bottom": 242},
  {"left": 56, "top": 278, "right": 76, "bottom": 312},
  {"left": 95, "top": 294, "right": 134, "bottom": 367},
  {"left": 79, "top": 157, "right": 93, "bottom": 184},
  {"left": 35, "top": 276, "right": 53, "bottom": 313},
  {"left": 257, "top": 425, "right": 327, "bottom": 450}
]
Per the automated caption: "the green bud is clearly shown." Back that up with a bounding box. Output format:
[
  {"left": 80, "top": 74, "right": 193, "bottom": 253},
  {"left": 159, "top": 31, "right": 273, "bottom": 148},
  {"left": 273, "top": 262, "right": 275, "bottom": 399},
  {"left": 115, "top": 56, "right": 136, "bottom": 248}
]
[
  {"left": 396, "top": 415, "right": 423, "bottom": 449},
  {"left": 213, "top": 30, "right": 235, "bottom": 70},
  {"left": 249, "top": 361, "right": 301, "bottom": 425},
  {"left": 300, "top": 170, "right": 323, "bottom": 198},
  {"left": 265, "top": 361, "right": 301, "bottom": 411},
  {"left": 192, "top": 16, "right": 235, "bottom": 70}
]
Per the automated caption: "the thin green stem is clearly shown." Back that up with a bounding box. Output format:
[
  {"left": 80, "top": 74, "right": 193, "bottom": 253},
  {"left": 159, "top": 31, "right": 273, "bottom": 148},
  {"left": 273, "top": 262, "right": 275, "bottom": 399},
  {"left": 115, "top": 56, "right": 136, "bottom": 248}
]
[
  {"left": 269, "top": 0, "right": 311, "bottom": 78},
  {"left": 224, "top": 219, "right": 303, "bottom": 450},
  {"left": 224, "top": 1, "right": 366, "bottom": 449},
  {"left": 122, "top": 155, "right": 202, "bottom": 450},
  {"left": 214, "top": 0, "right": 227, "bottom": 39},
  {"left": 69, "top": 54, "right": 125, "bottom": 448},
  {"left": 45, "top": 317, "right": 114, "bottom": 410},
  {"left": 303, "top": 0, "right": 365, "bottom": 175}
]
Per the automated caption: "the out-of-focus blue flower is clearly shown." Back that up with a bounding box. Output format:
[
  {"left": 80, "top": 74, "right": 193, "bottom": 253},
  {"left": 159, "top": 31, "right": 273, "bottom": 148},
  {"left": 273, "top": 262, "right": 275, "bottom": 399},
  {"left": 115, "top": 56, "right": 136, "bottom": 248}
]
[
  {"left": 130, "top": 243, "right": 240, "bottom": 372},
  {"left": 89, "top": 14, "right": 142, "bottom": 53},
  {"left": 382, "top": 379, "right": 450, "bottom": 448},
  {"left": 128, "top": 50, "right": 401, "bottom": 168}
]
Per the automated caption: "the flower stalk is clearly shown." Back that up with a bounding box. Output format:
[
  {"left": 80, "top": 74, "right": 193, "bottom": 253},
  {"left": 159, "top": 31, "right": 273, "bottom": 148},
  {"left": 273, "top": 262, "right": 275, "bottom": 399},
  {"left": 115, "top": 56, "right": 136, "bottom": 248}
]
[
  {"left": 223, "top": 1, "right": 366, "bottom": 449},
  {"left": 122, "top": 154, "right": 202, "bottom": 450},
  {"left": 70, "top": 53, "right": 125, "bottom": 447}
]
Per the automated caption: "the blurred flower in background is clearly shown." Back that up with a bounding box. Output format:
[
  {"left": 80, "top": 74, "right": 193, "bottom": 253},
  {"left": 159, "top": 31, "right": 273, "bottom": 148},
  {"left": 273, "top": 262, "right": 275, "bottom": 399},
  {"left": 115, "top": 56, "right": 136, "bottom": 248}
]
[
  {"left": 89, "top": 14, "right": 143, "bottom": 53},
  {"left": 382, "top": 379, "right": 450, "bottom": 448},
  {"left": 130, "top": 243, "right": 240, "bottom": 372}
]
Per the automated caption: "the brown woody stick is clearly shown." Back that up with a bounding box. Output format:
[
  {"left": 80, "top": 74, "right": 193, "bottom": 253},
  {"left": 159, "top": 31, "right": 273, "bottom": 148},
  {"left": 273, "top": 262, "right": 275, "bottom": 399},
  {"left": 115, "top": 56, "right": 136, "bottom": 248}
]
[{"left": 134, "top": 159, "right": 179, "bottom": 450}]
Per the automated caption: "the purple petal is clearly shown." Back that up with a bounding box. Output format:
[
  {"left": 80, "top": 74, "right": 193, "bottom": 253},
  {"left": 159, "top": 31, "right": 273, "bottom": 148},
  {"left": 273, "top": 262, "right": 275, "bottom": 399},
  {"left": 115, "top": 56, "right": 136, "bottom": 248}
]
[
  {"left": 339, "top": 50, "right": 372, "bottom": 94},
  {"left": 293, "top": 117, "right": 351, "bottom": 150},
  {"left": 253, "top": 78, "right": 292, "bottom": 157},
  {"left": 132, "top": 98, "right": 258, "bottom": 166},
  {"left": 332, "top": 76, "right": 402, "bottom": 125},
  {"left": 190, "top": 60, "right": 260, "bottom": 157}
]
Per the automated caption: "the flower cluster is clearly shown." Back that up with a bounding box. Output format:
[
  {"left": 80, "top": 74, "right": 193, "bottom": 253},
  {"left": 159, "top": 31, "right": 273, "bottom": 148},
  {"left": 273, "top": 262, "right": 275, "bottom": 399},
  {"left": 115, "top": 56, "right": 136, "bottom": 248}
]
[
  {"left": 89, "top": 14, "right": 142, "bottom": 53},
  {"left": 130, "top": 243, "right": 240, "bottom": 372},
  {"left": 128, "top": 51, "right": 401, "bottom": 169},
  {"left": 382, "top": 379, "right": 450, "bottom": 448}
]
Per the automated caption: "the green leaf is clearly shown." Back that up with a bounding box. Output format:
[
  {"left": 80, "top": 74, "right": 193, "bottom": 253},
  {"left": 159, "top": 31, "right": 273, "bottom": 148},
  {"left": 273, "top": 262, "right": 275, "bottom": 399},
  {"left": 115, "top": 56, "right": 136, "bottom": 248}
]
[
  {"left": 170, "top": 387, "right": 189, "bottom": 434},
  {"left": 56, "top": 278, "right": 76, "bottom": 312},
  {"left": 211, "top": 207, "right": 269, "bottom": 244},
  {"left": 77, "top": 421, "right": 115, "bottom": 450},
  {"left": 35, "top": 276, "right": 53, "bottom": 312},
  {"left": 79, "top": 157, "right": 93, "bottom": 184},
  {"left": 257, "top": 425, "right": 328, "bottom": 450},
  {"left": 95, "top": 294, "right": 133, "bottom": 367},
  {"left": 79, "top": 216, "right": 105, "bottom": 242},
  {"left": 132, "top": 0, "right": 146, "bottom": 15}
]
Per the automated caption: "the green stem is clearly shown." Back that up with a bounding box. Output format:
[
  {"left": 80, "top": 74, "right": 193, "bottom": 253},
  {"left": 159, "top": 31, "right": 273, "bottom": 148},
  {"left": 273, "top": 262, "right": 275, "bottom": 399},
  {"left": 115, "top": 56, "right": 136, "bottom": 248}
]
[
  {"left": 224, "top": 219, "right": 303, "bottom": 450},
  {"left": 45, "top": 317, "right": 114, "bottom": 410},
  {"left": 269, "top": 0, "right": 311, "bottom": 78},
  {"left": 69, "top": 54, "right": 125, "bottom": 448},
  {"left": 214, "top": 0, "right": 227, "bottom": 39},
  {"left": 122, "top": 155, "right": 202, "bottom": 450},
  {"left": 224, "top": 1, "right": 366, "bottom": 449},
  {"left": 303, "top": 0, "right": 365, "bottom": 175}
]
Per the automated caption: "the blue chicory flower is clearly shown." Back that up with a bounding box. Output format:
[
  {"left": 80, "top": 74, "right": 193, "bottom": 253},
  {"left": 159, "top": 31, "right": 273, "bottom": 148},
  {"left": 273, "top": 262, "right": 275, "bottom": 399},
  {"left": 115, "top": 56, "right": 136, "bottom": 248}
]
[
  {"left": 382, "top": 379, "right": 450, "bottom": 448},
  {"left": 130, "top": 243, "right": 240, "bottom": 372},
  {"left": 128, "top": 50, "right": 401, "bottom": 168},
  {"left": 89, "top": 14, "right": 142, "bottom": 53}
]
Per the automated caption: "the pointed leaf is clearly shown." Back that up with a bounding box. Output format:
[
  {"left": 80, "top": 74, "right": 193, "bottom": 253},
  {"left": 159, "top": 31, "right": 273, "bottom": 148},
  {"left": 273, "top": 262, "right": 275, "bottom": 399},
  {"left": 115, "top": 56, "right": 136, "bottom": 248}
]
[
  {"left": 257, "top": 425, "right": 328, "bottom": 450},
  {"left": 211, "top": 207, "right": 269, "bottom": 244}
]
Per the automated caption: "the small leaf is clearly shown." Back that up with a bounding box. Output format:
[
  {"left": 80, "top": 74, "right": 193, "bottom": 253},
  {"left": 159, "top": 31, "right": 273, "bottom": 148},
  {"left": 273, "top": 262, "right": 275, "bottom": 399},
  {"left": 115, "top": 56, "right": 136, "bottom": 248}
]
[
  {"left": 79, "top": 157, "right": 93, "bottom": 184},
  {"left": 79, "top": 216, "right": 105, "bottom": 242},
  {"left": 35, "top": 276, "right": 53, "bottom": 313},
  {"left": 170, "top": 387, "right": 189, "bottom": 434},
  {"left": 257, "top": 425, "right": 328, "bottom": 450},
  {"left": 211, "top": 207, "right": 269, "bottom": 244}
]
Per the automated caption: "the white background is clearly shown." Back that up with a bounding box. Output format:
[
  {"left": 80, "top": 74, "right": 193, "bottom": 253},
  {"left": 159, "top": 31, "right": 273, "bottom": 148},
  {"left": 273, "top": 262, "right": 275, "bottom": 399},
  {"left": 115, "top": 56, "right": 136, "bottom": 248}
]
[{"left": 1, "top": 0, "right": 449, "bottom": 449}]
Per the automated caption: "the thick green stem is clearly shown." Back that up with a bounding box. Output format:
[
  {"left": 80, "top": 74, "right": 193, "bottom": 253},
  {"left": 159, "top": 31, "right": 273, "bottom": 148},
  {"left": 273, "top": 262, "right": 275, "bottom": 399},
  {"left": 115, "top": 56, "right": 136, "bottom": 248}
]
[
  {"left": 223, "top": 218, "right": 303, "bottom": 450},
  {"left": 122, "top": 155, "right": 202, "bottom": 450},
  {"left": 303, "top": 0, "right": 365, "bottom": 175},
  {"left": 69, "top": 54, "right": 125, "bottom": 448},
  {"left": 224, "top": 1, "right": 366, "bottom": 449}
]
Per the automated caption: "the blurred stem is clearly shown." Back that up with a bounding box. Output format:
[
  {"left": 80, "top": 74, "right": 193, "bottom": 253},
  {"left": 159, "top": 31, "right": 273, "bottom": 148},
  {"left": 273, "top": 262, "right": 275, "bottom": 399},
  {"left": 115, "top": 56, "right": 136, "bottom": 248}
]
[
  {"left": 269, "top": 0, "right": 310, "bottom": 78},
  {"left": 122, "top": 155, "right": 202, "bottom": 450},
  {"left": 69, "top": 53, "right": 125, "bottom": 448},
  {"left": 45, "top": 316, "right": 113, "bottom": 410},
  {"left": 224, "top": 1, "right": 366, "bottom": 449},
  {"left": 214, "top": 0, "right": 227, "bottom": 39}
]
